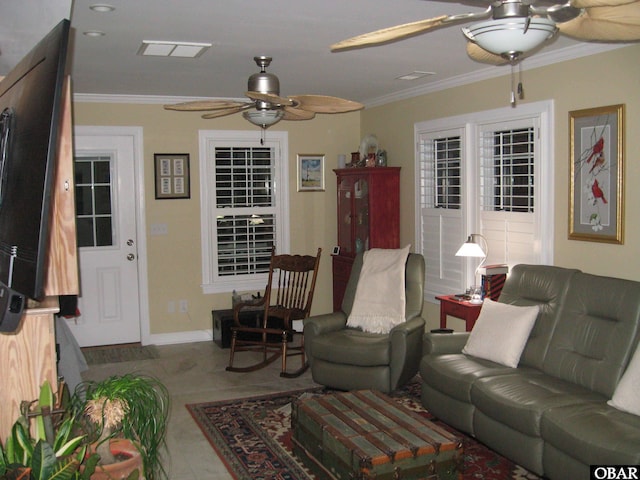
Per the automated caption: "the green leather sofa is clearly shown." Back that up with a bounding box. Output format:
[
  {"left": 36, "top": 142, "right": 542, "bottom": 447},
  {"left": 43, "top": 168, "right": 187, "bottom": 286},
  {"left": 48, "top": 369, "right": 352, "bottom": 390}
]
[
  {"left": 420, "top": 264, "right": 640, "bottom": 479},
  {"left": 304, "top": 253, "right": 426, "bottom": 393}
]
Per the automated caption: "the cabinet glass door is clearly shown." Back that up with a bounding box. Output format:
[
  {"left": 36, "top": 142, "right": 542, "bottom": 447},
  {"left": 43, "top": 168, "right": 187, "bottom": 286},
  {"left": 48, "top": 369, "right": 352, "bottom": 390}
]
[
  {"left": 337, "top": 176, "right": 354, "bottom": 254},
  {"left": 353, "top": 178, "right": 369, "bottom": 253}
]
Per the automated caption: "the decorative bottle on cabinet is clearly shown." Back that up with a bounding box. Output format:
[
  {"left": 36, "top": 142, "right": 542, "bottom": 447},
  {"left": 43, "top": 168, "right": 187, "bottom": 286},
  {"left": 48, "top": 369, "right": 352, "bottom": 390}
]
[{"left": 332, "top": 167, "right": 400, "bottom": 311}]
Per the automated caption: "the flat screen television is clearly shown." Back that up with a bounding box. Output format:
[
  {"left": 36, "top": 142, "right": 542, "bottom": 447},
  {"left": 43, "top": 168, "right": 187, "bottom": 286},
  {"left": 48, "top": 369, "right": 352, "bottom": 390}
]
[{"left": 0, "top": 19, "right": 70, "bottom": 332}]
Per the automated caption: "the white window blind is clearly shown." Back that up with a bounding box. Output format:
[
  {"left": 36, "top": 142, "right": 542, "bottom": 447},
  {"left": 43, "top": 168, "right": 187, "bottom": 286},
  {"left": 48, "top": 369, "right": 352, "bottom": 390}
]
[
  {"left": 479, "top": 118, "right": 538, "bottom": 266},
  {"left": 200, "top": 130, "right": 289, "bottom": 294},
  {"left": 417, "top": 128, "right": 465, "bottom": 298},
  {"left": 415, "top": 101, "right": 554, "bottom": 299}
]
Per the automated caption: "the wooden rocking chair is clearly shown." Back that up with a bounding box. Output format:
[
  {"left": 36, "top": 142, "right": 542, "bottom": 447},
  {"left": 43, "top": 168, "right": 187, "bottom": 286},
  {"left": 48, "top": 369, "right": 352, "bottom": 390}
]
[{"left": 226, "top": 247, "right": 321, "bottom": 377}]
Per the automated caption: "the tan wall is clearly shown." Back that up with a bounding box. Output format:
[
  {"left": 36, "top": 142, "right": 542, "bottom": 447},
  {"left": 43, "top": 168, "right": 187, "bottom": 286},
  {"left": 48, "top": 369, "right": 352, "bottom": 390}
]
[
  {"left": 72, "top": 102, "right": 361, "bottom": 335},
  {"left": 360, "top": 44, "right": 640, "bottom": 329},
  {"left": 74, "top": 44, "right": 640, "bottom": 337}
]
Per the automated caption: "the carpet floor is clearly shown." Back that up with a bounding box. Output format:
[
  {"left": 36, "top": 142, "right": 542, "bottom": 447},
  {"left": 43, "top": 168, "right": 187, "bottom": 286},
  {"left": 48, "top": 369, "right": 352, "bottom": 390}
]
[{"left": 187, "top": 380, "right": 541, "bottom": 480}]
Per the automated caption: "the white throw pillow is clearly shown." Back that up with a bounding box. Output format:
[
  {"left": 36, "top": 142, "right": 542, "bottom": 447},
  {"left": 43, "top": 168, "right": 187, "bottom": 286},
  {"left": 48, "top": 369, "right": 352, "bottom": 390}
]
[
  {"left": 608, "top": 344, "right": 640, "bottom": 416},
  {"left": 462, "top": 298, "right": 539, "bottom": 368}
]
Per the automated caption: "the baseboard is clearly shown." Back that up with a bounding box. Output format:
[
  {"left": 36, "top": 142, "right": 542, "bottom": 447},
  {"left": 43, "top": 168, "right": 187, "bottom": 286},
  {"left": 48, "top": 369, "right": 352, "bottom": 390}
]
[
  {"left": 146, "top": 329, "right": 213, "bottom": 346},
  {"left": 146, "top": 322, "right": 301, "bottom": 346}
]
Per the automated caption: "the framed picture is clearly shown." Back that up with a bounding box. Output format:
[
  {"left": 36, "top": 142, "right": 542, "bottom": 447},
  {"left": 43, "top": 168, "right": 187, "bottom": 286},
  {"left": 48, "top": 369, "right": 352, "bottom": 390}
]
[
  {"left": 297, "top": 154, "right": 325, "bottom": 192},
  {"left": 154, "top": 153, "right": 190, "bottom": 199},
  {"left": 569, "top": 104, "right": 624, "bottom": 244}
]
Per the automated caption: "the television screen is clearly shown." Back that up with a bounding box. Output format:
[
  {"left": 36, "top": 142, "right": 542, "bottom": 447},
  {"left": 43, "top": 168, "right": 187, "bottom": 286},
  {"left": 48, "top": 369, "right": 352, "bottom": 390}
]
[{"left": 0, "top": 19, "right": 70, "bottom": 332}]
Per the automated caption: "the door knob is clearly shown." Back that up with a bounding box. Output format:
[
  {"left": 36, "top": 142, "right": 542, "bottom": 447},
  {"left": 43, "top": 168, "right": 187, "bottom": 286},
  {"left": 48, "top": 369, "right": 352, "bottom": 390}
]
[{"left": 127, "top": 253, "right": 135, "bottom": 261}]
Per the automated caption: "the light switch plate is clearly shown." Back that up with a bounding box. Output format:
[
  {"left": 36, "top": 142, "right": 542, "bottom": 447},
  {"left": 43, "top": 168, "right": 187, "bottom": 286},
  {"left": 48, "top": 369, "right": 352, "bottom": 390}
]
[{"left": 150, "top": 223, "right": 168, "bottom": 235}]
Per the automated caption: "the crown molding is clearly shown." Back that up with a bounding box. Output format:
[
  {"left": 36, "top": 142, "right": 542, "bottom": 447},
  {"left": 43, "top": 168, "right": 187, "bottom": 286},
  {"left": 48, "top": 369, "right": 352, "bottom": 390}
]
[
  {"left": 73, "top": 93, "right": 246, "bottom": 104},
  {"left": 73, "top": 43, "right": 628, "bottom": 108},
  {"left": 363, "top": 43, "right": 627, "bottom": 108}
]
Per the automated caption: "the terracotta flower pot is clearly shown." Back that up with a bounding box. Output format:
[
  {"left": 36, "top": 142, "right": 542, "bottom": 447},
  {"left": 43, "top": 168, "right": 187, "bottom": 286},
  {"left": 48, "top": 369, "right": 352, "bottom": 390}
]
[{"left": 89, "top": 438, "right": 143, "bottom": 480}]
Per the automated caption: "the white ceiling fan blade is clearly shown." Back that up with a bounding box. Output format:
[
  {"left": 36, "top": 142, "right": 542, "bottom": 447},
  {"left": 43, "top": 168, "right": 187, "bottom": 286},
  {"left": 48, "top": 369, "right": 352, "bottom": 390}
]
[
  {"left": 559, "top": 2, "right": 640, "bottom": 40},
  {"left": 330, "top": 15, "right": 446, "bottom": 52},
  {"left": 245, "top": 91, "right": 294, "bottom": 106},
  {"left": 466, "top": 42, "right": 510, "bottom": 65},
  {"left": 282, "top": 106, "right": 316, "bottom": 121},
  {"left": 289, "top": 95, "right": 364, "bottom": 113},
  {"left": 201, "top": 104, "right": 253, "bottom": 119},
  {"left": 330, "top": 9, "right": 492, "bottom": 52},
  {"left": 164, "top": 100, "right": 249, "bottom": 112}
]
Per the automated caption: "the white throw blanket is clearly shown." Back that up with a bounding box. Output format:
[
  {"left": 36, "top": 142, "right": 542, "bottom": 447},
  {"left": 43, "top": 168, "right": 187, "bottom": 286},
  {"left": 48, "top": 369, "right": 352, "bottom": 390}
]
[{"left": 347, "top": 245, "right": 410, "bottom": 334}]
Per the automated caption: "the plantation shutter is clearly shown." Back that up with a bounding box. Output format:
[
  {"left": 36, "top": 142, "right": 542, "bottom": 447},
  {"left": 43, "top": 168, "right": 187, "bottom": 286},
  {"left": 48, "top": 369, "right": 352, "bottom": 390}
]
[
  {"left": 478, "top": 118, "right": 539, "bottom": 266},
  {"left": 417, "top": 127, "right": 465, "bottom": 298},
  {"left": 200, "top": 130, "right": 289, "bottom": 294},
  {"left": 213, "top": 146, "right": 277, "bottom": 277}
]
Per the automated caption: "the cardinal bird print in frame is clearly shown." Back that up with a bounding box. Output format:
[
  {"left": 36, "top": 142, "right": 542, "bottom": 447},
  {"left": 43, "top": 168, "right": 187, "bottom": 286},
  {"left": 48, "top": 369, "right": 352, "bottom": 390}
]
[{"left": 569, "top": 104, "right": 624, "bottom": 244}]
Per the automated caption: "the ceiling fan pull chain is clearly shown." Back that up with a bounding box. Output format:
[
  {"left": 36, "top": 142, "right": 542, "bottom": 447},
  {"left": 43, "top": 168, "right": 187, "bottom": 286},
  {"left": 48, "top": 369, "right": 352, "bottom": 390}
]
[
  {"left": 518, "top": 62, "right": 524, "bottom": 100},
  {"left": 510, "top": 63, "right": 516, "bottom": 107},
  {"left": 260, "top": 128, "right": 266, "bottom": 146}
]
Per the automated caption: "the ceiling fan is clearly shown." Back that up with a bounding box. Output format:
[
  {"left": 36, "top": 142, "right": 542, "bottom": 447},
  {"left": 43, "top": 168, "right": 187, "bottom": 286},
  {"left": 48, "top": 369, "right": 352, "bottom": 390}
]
[
  {"left": 331, "top": 0, "right": 640, "bottom": 103},
  {"left": 164, "top": 56, "right": 364, "bottom": 143}
]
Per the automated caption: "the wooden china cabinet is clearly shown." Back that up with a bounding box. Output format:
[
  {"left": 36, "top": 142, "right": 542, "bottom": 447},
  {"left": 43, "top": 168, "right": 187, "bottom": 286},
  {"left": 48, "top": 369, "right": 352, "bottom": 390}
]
[{"left": 332, "top": 167, "right": 400, "bottom": 311}]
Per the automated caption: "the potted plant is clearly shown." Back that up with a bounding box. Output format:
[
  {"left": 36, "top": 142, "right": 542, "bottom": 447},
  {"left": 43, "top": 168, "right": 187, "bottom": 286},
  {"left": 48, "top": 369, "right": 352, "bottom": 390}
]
[
  {"left": 74, "top": 373, "right": 170, "bottom": 480},
  {"left": 0, "top": 380, "right": 95, "bottom": 479}
]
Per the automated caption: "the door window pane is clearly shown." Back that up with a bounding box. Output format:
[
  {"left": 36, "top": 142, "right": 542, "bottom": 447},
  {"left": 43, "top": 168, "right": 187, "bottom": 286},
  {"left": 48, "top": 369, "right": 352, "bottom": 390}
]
[{"left": 74, "top": 154, "right": 115, "bottom": 247}]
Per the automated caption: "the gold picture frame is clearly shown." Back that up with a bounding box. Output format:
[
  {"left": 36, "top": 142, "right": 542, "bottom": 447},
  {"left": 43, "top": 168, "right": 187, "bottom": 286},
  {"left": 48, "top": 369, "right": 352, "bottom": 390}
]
[
  {"left": 154, "top": 153, "right": 190, "bottom": 199},
  {"left": 297, "top": 154, "right": 325, "bottom": 192},
  {"left": 569, "top": 104, "right": 624, "bottom": 244}
]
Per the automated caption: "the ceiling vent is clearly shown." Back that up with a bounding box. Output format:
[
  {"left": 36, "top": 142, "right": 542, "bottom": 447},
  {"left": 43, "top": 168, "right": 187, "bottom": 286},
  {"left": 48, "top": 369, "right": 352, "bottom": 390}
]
[{"left": 137, "top": 41, "right": 211, "bottom": 58}]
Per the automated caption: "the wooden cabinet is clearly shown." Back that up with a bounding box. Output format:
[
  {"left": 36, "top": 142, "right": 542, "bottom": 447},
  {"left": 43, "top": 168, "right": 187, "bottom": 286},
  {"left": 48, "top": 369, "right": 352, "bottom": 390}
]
[
  {"left": 0, "top": 80, "right": 78, "bottom": 440},
  {"left": 332, "top": 167, "right": 400, "bottom": 311}
]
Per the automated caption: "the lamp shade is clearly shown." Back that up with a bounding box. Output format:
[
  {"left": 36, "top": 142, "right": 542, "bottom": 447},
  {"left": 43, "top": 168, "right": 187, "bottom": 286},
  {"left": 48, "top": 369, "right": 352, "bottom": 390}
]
[
  {"left": 455, "top": 235, "right": 487, "bottom": 257},
  {"left": 242, "top": 109, "right": 284, "bottom": 128},
  {"left": 462, "top": 17, "right": 557, "bottom": 57}
]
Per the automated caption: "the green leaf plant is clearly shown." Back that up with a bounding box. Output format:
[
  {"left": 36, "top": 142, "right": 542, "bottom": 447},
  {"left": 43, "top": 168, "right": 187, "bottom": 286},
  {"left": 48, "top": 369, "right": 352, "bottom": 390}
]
[
  {"left": 73, "top": 373, "right": 170, "bottom": 480},
  {"left": 0, "top": 380, "right": 97, "bottom": 480}
]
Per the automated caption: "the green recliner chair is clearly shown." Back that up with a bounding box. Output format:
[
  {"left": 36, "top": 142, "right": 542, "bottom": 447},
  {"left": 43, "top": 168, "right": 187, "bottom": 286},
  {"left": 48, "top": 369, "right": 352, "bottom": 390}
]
[{"left": 304, "top": 253, "right": 426, "bottom": 393}]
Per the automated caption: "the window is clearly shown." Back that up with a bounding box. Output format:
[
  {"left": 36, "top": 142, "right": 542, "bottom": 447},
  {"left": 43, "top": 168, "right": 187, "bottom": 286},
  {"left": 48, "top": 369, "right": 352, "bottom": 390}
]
[
  {"left": 200, "top": 130, "right": 289, "bottom": 294},
  {"left": 416, "top": 101, "right": 554, "bottom": 299},
  {"left": 435, "top": 136, "right": 462, "bottom": 210},
  {"left": 74, "top": 153, "right": 114, "bottom": 248},
  {"left": 417, "top": 127, "right": 465, "bottom": 295},
  {"left": 480, "top": 127, "right": 535, "bottom": 213}
]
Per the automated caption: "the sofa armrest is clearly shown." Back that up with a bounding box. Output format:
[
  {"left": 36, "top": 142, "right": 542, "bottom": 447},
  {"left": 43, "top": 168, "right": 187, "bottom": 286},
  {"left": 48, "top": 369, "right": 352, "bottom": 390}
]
[
  {"left": 303, "top": 312, "right": 348, "bottom": 365},
  {"left": 390, "top": 316, "right": 426, "bottom": 337},
  {"left": 390, "top": 316, "right": 427, "bottom": 389},
  {"left": 423, "top": 331, "right": 470, "bottom": 355},
  {"left": 304, "top": 312, "right": 347, "bottom": 336}
]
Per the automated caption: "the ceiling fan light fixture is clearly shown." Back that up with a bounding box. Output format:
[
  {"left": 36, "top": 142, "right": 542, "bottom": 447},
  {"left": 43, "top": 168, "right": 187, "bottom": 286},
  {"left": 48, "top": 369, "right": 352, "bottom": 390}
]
[
  {"left": 242, "top": 109, "right": 284, "bottom": 129},
  {"left": 463, "top": 17, "right": 557, "bottom": 58}
]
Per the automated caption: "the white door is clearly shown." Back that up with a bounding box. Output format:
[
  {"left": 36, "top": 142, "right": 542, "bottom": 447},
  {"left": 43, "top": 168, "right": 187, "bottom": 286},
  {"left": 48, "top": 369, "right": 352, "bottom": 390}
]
[{"left": 67, "top": 132, "right": 141, "bottom": 347}]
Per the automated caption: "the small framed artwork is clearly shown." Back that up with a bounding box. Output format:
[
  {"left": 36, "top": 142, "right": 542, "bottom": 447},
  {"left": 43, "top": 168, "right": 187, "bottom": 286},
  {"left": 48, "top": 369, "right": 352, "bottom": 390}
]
[
  {"left": 297, "top": 154, "right": 325, "bottom": 192},
  {"left": 569, "top": 104, "right": 624, "bottom": 244},
  {"left": 154, "top": 153, "right": 190, "bottom": 199}
]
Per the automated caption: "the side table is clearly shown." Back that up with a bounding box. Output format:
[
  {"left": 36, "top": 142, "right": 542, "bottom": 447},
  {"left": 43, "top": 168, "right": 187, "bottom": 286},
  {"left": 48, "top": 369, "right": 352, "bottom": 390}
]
[{"left": 435, "top": 295, "right": 482, "bottom": 332}]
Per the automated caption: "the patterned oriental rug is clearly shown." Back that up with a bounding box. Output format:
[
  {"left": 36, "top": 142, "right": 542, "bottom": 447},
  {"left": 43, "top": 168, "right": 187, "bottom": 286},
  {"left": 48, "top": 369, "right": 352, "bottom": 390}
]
[{"left": 187, "top": 380, "right": 541, "bottom": 480}]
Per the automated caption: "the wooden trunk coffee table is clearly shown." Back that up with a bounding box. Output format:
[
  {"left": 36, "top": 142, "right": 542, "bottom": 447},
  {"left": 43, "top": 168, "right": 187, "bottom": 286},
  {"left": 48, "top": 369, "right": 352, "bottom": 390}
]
[{"left": 292, "top": 389, "right": 463, "bottom": 480}]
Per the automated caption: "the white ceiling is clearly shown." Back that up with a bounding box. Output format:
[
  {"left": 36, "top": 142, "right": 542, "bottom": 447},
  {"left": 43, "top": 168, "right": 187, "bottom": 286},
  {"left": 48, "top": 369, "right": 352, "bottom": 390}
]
[{"left": 0, "top": 0, "right": 629, "bottom": 106}]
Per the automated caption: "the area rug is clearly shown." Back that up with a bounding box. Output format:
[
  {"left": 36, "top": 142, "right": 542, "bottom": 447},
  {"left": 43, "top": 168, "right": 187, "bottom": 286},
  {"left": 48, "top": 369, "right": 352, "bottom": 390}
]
[
  {"left": 81, "top": 344, "right": 159, "bottom": 365},
  {"left": 187, "top": 380, "right": 541, "bottom": 480}
]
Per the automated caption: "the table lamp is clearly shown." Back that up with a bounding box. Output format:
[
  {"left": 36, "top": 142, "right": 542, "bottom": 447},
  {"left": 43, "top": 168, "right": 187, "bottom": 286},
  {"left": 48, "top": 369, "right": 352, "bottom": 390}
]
[{"left": 455, "top": 234, "right": 488, "bottom": 304}]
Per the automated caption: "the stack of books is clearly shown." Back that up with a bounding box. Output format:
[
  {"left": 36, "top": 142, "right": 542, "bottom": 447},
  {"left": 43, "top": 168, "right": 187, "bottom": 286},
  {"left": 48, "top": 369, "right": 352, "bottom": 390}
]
[{"left": 480, "top": 264, "right": 508, "bottom": 301}]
